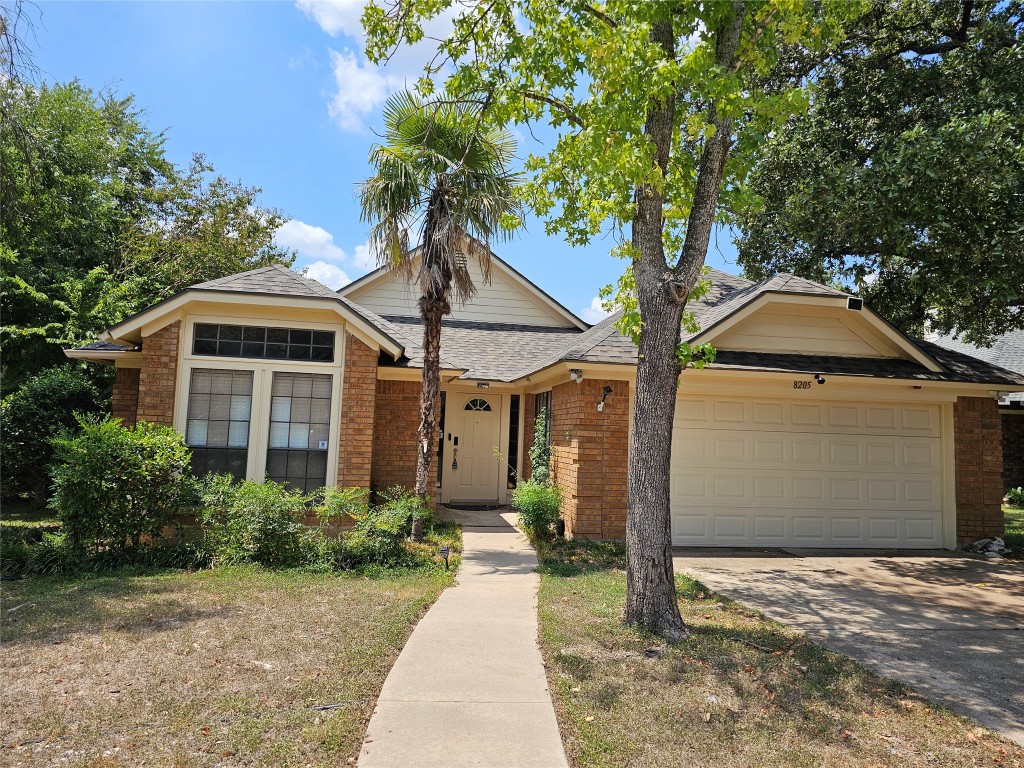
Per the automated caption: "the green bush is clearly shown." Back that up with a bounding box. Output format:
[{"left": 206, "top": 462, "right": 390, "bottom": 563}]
[
  {"left": 1, "top": 366, "right": 103, "bottom": 502},
  {"left": 49, "top": 415, "right": 194, "bottom": 554},
  {"left": 1007, "top": 487, "right": 1024, "bottom": 506},
  {"left": 513, "top": 479, "right": 562, "bottom": 539},
  {"left": 197, "top": 475, "right": 313, "bottom": 567},
  {"left": 316, "top": 485, "right": 430, "bottom": 570},
  {"left": 529, "top": 407, "right": 551, "bottom": 485}
]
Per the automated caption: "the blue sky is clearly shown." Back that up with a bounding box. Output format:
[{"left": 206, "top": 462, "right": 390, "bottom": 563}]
[{"left": 33, "top": 1, "right": 741, "bottom": 323}]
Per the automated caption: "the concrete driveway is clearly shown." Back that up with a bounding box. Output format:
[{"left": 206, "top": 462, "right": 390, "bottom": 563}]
[{"left": 673, "top": 549, "right": 1024, "bottom": 746}]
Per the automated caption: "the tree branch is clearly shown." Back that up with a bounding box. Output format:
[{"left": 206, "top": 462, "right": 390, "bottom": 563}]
[
  {"left": 522, "top": 90, "right": 585, "bottom": 127},
  {"left": 581, "top": 4, "right": 616, "bottom": 28}
]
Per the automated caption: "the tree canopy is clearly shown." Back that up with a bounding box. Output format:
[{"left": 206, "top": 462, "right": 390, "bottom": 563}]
[
  {"left": 0, "top": 81, "right": 292, "bottom": 393},
  {"left": 735, "top": 0, "right": 1024, "bottom": 344},
  {"left": 363, "top": 0, "right": 856, "bottom": 637}
]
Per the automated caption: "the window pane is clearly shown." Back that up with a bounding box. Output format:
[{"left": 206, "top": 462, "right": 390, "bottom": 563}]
[
  {"left": 293, "top": 375, "right": 313, "bottom": 398},
  {"left": 231, "top": 372, "right": 253, "bottom": 395},
  {"left": 267, "top": 327, "right": 289, "bottom": 344},
  {"left": 207, "top": 421, "right": 229, "bottom": 447},
  {"left": 211, "top": 371, "right": 233, "bottom": 394},
  {"left": 269, "top": 422, "right": 289, "bottom": 448},
  {"left": 271, "top": 396, "right": 291, "bottom": 421},
  {"left": 209, "top": 394, "right": 231, "bottom": 420},
  {"left": 230, "top": 395, "right": 251, "bottom": 421},
  {"left": 228, "top": 421, "right": 249, "bottom": 448},
  {"left": 188, "top": 393, "right": 210, "bottom": 419},
  {"left": 218, "top": 340, "right": 242, "bottom": 357},
  {"left": 311, "top": 330, "right": 333, "bottom": 346},
  {"left": 242, "top": 326, "right": 266, "bottom": 342},
  {"left": 193, "top": 338, "right": 217, "bottom": 355},
  {"left": 241, "top": 341, "right": 265, "bottom": 358},
  {"left": 265, "top": 343, "right": 288, "bottom": 359},
  {"left": 289, "top": 329, "right": 312, "bottom": 345},
  {"left": 219, "top": 325, "right": 243, "bottom": 341},
  {"left": 193, "top": 324, "right": 335, "bottom": 362},
  {"left": 186, "top": 369, "right": 251, "bottom": 481},
  {"left": 311, "top": 345, "right": 333, "bottom": 362},
  {"left": 288, "top": 345, "right": 311, "bottom": 361},
  {"left": 291, "top": 397, "right": 311, "bottom": 423},
  {"left": 194, "top": 324, "right": 219, "bottom": 340},
  {"left": 187, "top": 420, "right": 208, "bottom": 446},
  {"left": 265, "top": 372, "right": 331, "bottom": 491},
  {"left": 191, "top": 369, "right": 213, "bottom": 393}
]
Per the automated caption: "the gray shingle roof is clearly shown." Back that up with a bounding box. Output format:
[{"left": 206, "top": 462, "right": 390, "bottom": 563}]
[
  {"left": 194, "top": 265, "right": 342, "bottom": 300},
  {"left": 384, "top": 316, "right": 580, "bottom": 380},
  {"left": 928, "top": 329, "right": 1024, "bottom": 377}
]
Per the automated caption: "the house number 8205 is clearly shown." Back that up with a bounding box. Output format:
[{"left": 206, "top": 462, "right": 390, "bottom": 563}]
[{"left": 793, "top": 380, "right": 812, "bottom": 390}]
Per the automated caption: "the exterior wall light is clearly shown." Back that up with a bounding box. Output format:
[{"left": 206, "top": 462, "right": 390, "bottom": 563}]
[
  {"left": 569, "top": 369, "right": 583, "bottom": 383},
  {"left": 597, "top": 385, "right": 613, "bottom": 412}
]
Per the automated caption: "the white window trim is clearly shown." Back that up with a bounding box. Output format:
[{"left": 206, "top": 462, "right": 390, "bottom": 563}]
[{"left": 173, "top": 314, "right": 348, "bottom": 487}]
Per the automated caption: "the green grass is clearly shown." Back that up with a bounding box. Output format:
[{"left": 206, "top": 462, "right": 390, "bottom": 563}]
[
  {"left": 1004, "top": 505, "right": 1023, "bottom": 558},
  {"left": 535, "top": 539, "right": 1024, "bottom": 768},
  {"left": 1, "top": 531, "right": 461, "bottom": 767}
]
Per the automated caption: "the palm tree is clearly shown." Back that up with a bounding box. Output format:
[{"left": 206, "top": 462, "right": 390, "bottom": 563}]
[{"left": 359, "top": 91, "right": 522, "bottom": 539}]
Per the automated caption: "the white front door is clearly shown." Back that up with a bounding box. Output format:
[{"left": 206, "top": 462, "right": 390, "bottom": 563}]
[{"left": 446, "top": 392, "right": 502, "bottom": 502}]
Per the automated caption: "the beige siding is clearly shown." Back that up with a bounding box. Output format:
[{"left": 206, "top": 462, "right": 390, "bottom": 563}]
[
  {"left": 346, "top": 258, "right": 574, "bottom": 327},
  {"left": 714, "top": 305, "right": 904, "bottom": 358}
]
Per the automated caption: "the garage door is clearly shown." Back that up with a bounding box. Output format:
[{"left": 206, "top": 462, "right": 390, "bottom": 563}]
[{"left": 670, "top": 396, "right": 944, "bottom": 547}]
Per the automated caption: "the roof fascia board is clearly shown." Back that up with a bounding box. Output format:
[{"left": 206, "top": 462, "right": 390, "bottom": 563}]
[
  {"left": 103, "top": 289, "right": 404, "bottom": 358},
  {"left": 63, "top": 349, "right": 142, "bottom": 366},
  {"left": 377, "top": 366, "right": 469, "bottom": 381}
]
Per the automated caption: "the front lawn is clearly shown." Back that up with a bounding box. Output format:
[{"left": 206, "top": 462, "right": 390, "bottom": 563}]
[
  {"left": 537, "top": 540, "right": 1024, "bottom": 768},
  {"left": 1, "top": 558, "right": 456, "bottom": 766}
]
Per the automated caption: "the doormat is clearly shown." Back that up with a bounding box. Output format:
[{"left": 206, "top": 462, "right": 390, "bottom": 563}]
[{"left": 445, "top": 503, "right": 502, "bottom": 511}]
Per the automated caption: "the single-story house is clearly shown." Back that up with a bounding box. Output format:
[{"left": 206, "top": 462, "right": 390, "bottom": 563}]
[
  {"left": 67, "top": 252, "right": 1024, "bottom": 549},
  {"left": 927, "top": 328, "right": 1024, "bottom": 492}
]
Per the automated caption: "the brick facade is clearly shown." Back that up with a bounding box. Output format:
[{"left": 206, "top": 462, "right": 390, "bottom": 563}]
[
  {"left": 111, "top": 367, "right": 141, "bottom": 426},
  {"left": 954, "top": 396, "right": 1004, "bottom": 543},
  {"left": 520, "top": 393, "right": 536, "bottom": 483},
  {"left": 371, "top": 379, "right": 438, "bottom": 495},
  {"left": 1002, "top": 412, "right": 1024, "bottom": 491},
  {"left": 549, "top": 379, "right": 629, "bottom": 540},
  {"left": 337, "top": 334, "right": 377, "bottom": 488},
  {"left": 136, "top": 320, "right": 180, "bottom": 425}
]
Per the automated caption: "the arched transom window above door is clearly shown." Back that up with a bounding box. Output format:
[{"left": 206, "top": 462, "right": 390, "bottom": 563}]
[{"left": 464, "top": 398, "right": 492, "bottom": 412}]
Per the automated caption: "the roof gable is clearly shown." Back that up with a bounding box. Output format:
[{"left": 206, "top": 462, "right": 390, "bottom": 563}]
[{"left": 339, "top": 249, "right": 588, "bottom": 330}]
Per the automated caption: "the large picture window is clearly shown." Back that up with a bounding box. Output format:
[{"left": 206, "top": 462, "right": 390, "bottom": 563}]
[
  {"left": 193, "top": 323, "right": 335, "bottom": 363},
  {"left": 266, "top": 372, "right": 333, "bottom": 492},
  {"left": 186, "top": 369, "right": 253, "bottom": 481}
]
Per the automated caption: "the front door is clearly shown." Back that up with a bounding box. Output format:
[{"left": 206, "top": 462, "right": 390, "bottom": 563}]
[{"left": 446, "top": 392, "right": 501, "bottom": 502}]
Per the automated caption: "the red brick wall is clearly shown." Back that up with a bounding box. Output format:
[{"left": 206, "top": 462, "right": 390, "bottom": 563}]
[
  {"left": 550, "top": 379, "right": 629, "bottom": 540},
  {"left": 137, "top": 320, "right": 180, "bottom": 425},
  {"left": 111, "top": 367, "right": 140, "bottom": 426},
  {"left": 337, "top": 334, "right": 377, "bottom": 489},
  {"left": 1002, "top": 412, "right": 1024, "bottom": 491},
  {"left": 371, "top": 379, "right": 438, "bottom": 495},
  {"left": 520, "top": 393, "right": 536, "bottom": 483},
  {"left": 954, "top": 396, "right": 1004, "bottom": 543}
]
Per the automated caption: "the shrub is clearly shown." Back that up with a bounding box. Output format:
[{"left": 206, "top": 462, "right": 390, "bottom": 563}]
[
  {"left": 49, "top": 415, "right": 194, "bottom": 554},
  {"left": 513, "top": 479, "right": 562, "bottom": 539},
  {"left": 316, "top": 486, "right": 430, "bottom": 570},
  {"left": 1, "top": 366, "right": 103, "bottom": 502},
  {"left": 529, "top": 407, "right": 551, "bottom": 485},
  {"left": 1007, "top": 487, "right": 1024, "bottom": 506},
  {"left": 197, "top": 475, "right": 312, "bottom": 567}
]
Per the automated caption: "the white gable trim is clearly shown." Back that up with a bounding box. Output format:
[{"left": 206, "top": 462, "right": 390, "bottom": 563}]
[
  {"left": 339, "top": 249, "right": 589, "bottom": 330},
  {"left": 692, "top": 292, "right": 943, "bottom": 372},
  {"left": 100, "top": 289, "right": 404, "bottom": 358}
]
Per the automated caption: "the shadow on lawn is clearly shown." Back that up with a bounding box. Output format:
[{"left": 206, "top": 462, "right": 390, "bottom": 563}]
[{"left": 1, "top": 569, "right": 241, "bottom": 647}]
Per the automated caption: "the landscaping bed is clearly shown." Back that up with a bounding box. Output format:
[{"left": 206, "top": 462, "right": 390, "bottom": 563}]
[
  {"left": 1, "top": 537, "right": 458, "bottom": 767},
  {"left": 1005, "top": 505, "right": 1023, "bottom": 559},
  {"left": 536, "top": 540, "right": 1024, "bottom": 768}
]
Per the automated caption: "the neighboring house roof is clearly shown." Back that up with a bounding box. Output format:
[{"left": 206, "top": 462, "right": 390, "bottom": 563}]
[{"left": 929, "top": 328, "right": 1024, "bottom": 401}]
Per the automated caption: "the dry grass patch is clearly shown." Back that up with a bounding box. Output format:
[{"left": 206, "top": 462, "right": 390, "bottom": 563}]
[
  {"left": 1, "top": 560, "right": 455, "bottom": 767},
  {"left": 537, "top": 540, "right": 1024, "bottom": 768}
]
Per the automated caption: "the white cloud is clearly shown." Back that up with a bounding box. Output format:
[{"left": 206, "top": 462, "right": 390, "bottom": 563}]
[
  {"left": 327, "top": 48, "right": 400, "bottom": 133},
  {"left": 302, "top": 261, "right": 352, "bottom": 290},
  {"left": 296, "top": 0, "right": 367, "bottom": 40},
  {"left": 275, "top": 219, "right": 348, "bottom": 262},
  {"left": 582, "top": 296, "right": 611, "bottom": 323}
]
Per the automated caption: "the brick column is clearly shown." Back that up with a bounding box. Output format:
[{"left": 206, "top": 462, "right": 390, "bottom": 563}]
[
  {"left": 1002, "top": 412, "right": 1024, "bottom": 490},
  {"left": 520, "top": 393, "right": 536, "bottom": 483},
  {"left": 111, "top": 367, "right": 140, "bottom": 426},
  {"left": 954, "top": 396, "right": 1004, "bottom": 543},
  {"left": 137, "top": 320, "right": 180, "bottom": 425},
  {"left": 337, "top": 333, "right": 377, "bottom": 489},
  {"left": 371, "top": 380, "right": 438, "bottom": 495},
  {"left": 550, "top": 378, "right": 629, "bottom": 540}
]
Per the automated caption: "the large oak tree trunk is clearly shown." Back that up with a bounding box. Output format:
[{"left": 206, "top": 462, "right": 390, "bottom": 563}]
[{"left": 624, "top": 3, "right": 746, "bottom": 640}]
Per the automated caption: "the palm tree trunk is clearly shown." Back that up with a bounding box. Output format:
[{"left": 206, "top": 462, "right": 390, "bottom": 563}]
[{"left": 413, "top": 297, "right": 444, "bottom": 541}]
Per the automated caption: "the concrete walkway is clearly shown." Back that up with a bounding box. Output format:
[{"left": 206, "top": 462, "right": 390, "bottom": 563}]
[
  {"left": 359, "top": 513, "right": 569, "bottom": 768},
  {"left": 674, "top": 548, "right": 1024, "bottom": 746}
]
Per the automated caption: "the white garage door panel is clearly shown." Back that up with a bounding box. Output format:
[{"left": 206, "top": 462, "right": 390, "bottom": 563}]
[{"left": 671, "top": 396, "right": 944, "bottom": 548}]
